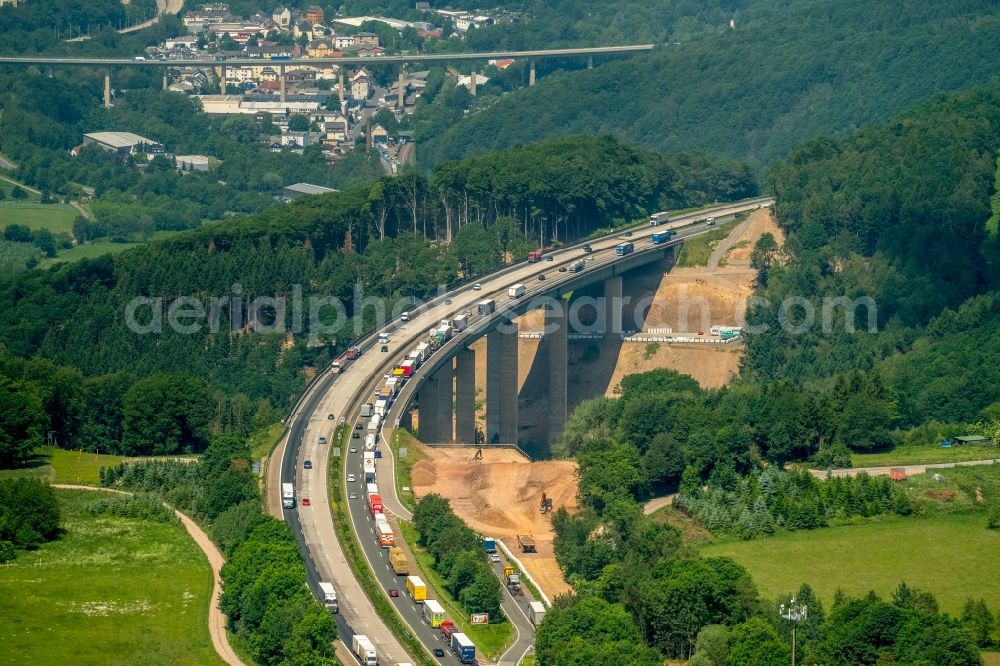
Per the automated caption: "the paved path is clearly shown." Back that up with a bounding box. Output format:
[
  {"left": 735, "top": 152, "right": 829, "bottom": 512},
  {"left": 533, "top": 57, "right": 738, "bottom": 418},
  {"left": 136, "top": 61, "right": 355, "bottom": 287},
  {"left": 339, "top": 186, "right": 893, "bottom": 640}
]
[
  {"left": 53, "top": 484, "right": 244, "bottom": 666},
  {"left": 0, "top": 174, "right": 41, "bottom": 195},
  {"left": 809, "top": 457, "right": 1000, "bottom": 479},
  {"left": 706, "top": 213, "right": 754, "bottom": 271},
  {"left": 642, "top": 494, "right": 676, "bottom": 515}
]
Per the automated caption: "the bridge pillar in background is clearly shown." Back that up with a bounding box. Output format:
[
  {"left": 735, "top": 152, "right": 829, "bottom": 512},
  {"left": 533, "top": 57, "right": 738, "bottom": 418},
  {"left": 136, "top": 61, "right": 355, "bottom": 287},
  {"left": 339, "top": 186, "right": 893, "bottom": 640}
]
[
  {"left": 470, "top": 69, "right": 477, "bottom": 96},
  {"left": 338, "top": 67, "right": 345, "bottom": 105},
  {"left": 486, "top": 325, "right": 519, "bottom": 445},
  {"left": 587, "top": 56, "right": 593, "bottom": 69},
  {"left": 455, "top": 348, "right": 476, "bottom": 444},
  {"left": 604, "top": 275, "right": 623, "bottom": 339},
  {"left": 103, "top": 68, "right": 111, "bottom": 108},
  {"left": 279, "top": 65, "right": 286, "bottom": 105},
  {"left": 163, "top": 71, "right": 168, "bottom": 90},
  {"left": 418, "top": 373, "right": 440, "bottom": 444},
  {"left": 547, "top": 297, "right": 568, "bottom": 445},
  {"left": 398, "top": 69, "right": 405, "bottom": 110},
  {"left": 435, "top": 361, "right": 454, "bottom": 443},
  {"left": 219, "top": 65, "right": 226, "bottom": 94},
  {"left": 529, "top": 60, "right": 536, "bottom": 86}
]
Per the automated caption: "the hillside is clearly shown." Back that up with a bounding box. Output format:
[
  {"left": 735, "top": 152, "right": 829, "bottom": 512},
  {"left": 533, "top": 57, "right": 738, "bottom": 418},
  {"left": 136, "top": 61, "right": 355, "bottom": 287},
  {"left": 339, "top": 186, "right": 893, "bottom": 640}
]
[{"left": 417, "top": 0, "right": 1000, "bottom": 168}]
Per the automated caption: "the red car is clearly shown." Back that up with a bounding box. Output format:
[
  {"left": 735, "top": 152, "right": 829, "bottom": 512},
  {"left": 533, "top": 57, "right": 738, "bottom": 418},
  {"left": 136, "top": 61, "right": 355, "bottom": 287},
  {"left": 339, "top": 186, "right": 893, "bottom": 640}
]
[
  {"left": 301, "top": 498, "right": 311, "bottom": 506},
  {"left": 388, "top": 589, "right": 399, "bottom": 598}
]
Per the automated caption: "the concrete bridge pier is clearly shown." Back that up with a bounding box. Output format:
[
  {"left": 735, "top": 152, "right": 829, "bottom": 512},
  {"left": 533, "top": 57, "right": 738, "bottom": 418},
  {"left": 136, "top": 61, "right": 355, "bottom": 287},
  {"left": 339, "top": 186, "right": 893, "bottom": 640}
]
[
  {"left": 219, "top": 65, "right": 226, "bottom": 94},
  {"left": 418, "top": 373, "right": 440, "bottom": 444},
  {"left": 338, "top": 67, "right": 345, "bottom": 105},
  {"left": 470, "top": 69, "right": 477, "bottom": 96},
  {"left": 455, "top": 348, "right": 476, "bottom": 444},
  {"left": 435, "top": 361, "right": 454, "bottom": 443},
  {"left": 397, "top": 68, "right": 405, "bottom": 109},
  {"left": 486, "top": 325, "right": 519, "bottom": 444},
  {"left": 546, "top": 298, "right": 568, "bottom": 445},
  {"left": 162, "top": 71, "right": 168, "bottom": 91},
  {"left": 279, "top": 65, "right": 286, "bottom": 105},
  {"left": 587, "top": 56, "right": 593, "bottom": 69},
  {"left": 604, "top": 275, "right": 623, "bottom": 339},
  {"left": 103, "top": 68, "right": 111, "bottom": 108},
  {"left": 529, "top": 60, "right": 536, "bottom": 86}
]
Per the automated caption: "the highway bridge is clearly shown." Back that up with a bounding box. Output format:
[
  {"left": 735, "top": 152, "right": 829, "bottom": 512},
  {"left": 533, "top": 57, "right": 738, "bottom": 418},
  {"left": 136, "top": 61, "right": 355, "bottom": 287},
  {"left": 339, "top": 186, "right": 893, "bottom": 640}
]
[
  {"left": 278, "top": 195, "right": 774, "bottom": 665},
  {"left": 0, "top": 44, "right": 654, "bottom": 107}
]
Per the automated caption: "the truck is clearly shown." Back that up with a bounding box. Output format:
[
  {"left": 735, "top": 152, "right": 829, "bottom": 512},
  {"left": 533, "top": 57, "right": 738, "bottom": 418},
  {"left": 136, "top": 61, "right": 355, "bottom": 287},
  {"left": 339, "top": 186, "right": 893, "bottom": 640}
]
[
  {"left": 282, "top": 483, "right": 295, "bottom": 509},
  {"left": 318, "top": 581, "right": 339, "bottom": 613},
  {"left": 478, "top": 298, "right": 496, "bottom": 315},
  {"left": 405, "top": 575, "right": 427, "bottom": 603},
  {"left": 389, "top": 546, "right": 409, "bottom": 575},
  {"left": 379, "top": 331, "right": 389, "bottom": 344},
  {"left": 433, "top": 325, "right": 452, "bottom": 344},
  {"left": 517, "top": 534, "right": 536, "bottom": 553},
  {"left": 331, "top": 356, "right": 347, "bottom": 373},
  {"left": 385, "top": 376, "right": 401, "bottom": 395},
  {"left": 360, "top": 402, "right": 373, "bottom": 418},
  {"left": 422, "top": 598, "right": 446, "bottom": 627},
  {"left": 377, "top": 521, "right": 394, "bottom": 547},
  {"left": 346, "top": 346, "right": 360, "bottom": 360},
  {"left": 649, "top": 212, "right": 669, "bottom": 226},
  {"left": 414, "top": 342, "right": 430, "bottom": 362},
  {"left": 451, "top": 632, "right": 476, "bottom": 663},
  {"left": 365, "top": 433, "right": 377, "bottom": 451},
  {"left": 528, "top": 249, "right": 544, "bottom": 263},
  {"left": 351, "top": 634, "right": 378, "bottom": 666},
  {"left": 369, "top": 494, "right": 384, "bottom": 517},
  {"left": 451, "top": 314, "right": 469, "bottom": 331},
  {"left": 396, "top": 359, "right": 416, "bottom": 377},
  {"left": 374, "top": 398, "right": 389, "bottom": 417},
  {"left": 570, "top": 259, "right": 585, "bottom": 272},
  {"left": 483, "top": 537, "right": 496, "bottom": 553},
  {"left": 367, "top": 414, "right": 381, "bottom": 433},
  {"left": 651, "top": 230, "right": 674, "bottom": 244},
  {"left": 363, "top": 460, "right": 376, "bottom": 484},
  {"left": 615, "top": 242, "right": 634, "bottom": 256},
  {"left": 528, "top": 601, "right": 546, "bottom": 626},
  {"left": 508, "top": 284, "right": 526, "bottom": 299},
  {"left": 366, "top": 482, "right": 379, "bottom": 498},
  {"left": 439, "top": 620, "right": 457, "bottom": 640}
]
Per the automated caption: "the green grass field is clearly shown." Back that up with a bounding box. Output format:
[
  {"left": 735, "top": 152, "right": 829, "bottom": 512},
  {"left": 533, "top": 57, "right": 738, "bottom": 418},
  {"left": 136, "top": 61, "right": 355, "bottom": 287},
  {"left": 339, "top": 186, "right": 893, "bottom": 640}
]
[
  {"left": 392, "top": 429, "right": 428, "bottom": 514},
  {"left": 43, "top": 240, "right": 142, "bottom": 264},
  {"left": 399, "top": 521, "right": 513, "bottom": 660},
  {"left": 0, "top": 201, "right": 77, "bottom": 233},
  {"left": 0, "top": 488, "right": 222, "bottom": 665},
  {"left": 700, "top": 513, "right": 1000, "bottom": 615},
  {"left": 675, "top": 220, "right": 737, "bottom": 267},
  {"left": 249, "top": 422, "right": 285, "bottom": 461},
  {"left": 850, "top": 444, "right": 999, "bottom": 467},
  {"left": 0, "top": 447, "right": 124, "bottom": 485}
]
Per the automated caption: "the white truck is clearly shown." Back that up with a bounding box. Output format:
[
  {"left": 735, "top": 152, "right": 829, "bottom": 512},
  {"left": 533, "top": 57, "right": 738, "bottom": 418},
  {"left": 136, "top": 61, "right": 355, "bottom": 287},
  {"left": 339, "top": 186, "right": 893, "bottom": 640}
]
[
  {"left": 361, "top": 403, "right": 374, "bottom": 418},
  {"left": 374, "top": 398, "right": 389, "bottom": 417},
  {"left": 351, "top": 634, "right": 378, "bottom": 666},
  {"left": 367, "top": 414, "right": 382, "bottom": 433},
  {"left": 508, "top": 284, "right": 526, "bottom": 299},
  {"left": 318, "top": 581, "right": 339, "bottom": 613},
  {"left": 365, "top": 433, "right": 377, "bottom": 451},
  {"left": 281, "top": 483, "right": 295, "bottom": 509},
  {"left": 451, "top": 313, "right": 469, "bottom": 331},
  {"left": 528, "top": 600, "right": 546, "bottom": 626}
]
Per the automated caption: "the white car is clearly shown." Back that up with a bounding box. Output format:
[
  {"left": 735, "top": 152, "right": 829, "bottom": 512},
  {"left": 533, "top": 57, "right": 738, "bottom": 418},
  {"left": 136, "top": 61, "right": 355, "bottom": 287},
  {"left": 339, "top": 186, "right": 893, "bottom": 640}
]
[
  {"left": 401, "top": 311, "right": 410, "bottom": 321},
  {"left": 490, "top": 553, "right": 501, "bottom": 563},
  {"left": 347, "top": 473, "right": 356, "bottom": 482},
  {"left": 473, "top": 283, "right": 482, "bottom": 291}
]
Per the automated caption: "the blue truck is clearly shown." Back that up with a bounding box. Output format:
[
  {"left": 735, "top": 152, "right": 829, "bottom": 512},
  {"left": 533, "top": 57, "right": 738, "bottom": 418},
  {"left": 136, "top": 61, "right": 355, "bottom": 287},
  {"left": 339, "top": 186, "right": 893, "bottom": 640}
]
[
  {"left": 451, "top": 632, "right": 476, "bottom": 663},
  {"left": 651, "top": 231, "right": 674, "bottom": 244},
  {"left": 483, "top": 537, "right": 496, "bottom": 553},
  {"left": 615, "top": 242, "right": 634, "bottom": 256}
]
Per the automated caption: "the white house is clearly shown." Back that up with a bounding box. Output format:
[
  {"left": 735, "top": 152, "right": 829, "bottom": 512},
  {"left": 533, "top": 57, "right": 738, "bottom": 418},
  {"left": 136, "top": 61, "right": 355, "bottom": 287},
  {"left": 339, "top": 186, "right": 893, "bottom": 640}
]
[
  {"left": 350, "top": 69, "right": 370, "bottom": 100},
  {"left": 272, "top": 6, "right": 291, "bottom": 29}
]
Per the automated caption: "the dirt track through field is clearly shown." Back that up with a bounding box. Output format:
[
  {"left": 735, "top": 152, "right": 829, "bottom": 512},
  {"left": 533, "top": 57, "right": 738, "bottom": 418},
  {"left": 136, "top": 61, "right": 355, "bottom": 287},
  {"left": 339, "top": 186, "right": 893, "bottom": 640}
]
[{"left": 54, "top": 484, "right": 243, "bottom": 666}]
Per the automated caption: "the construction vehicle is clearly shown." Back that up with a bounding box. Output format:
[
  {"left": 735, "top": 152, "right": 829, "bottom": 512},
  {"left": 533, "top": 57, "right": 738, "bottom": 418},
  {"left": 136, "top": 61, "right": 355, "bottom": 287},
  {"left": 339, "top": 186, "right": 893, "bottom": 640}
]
[
  {"left": 517, "top": 534, "right": 536, "bottom": 553},
  {"left": 503, "top": 566, "right": 522, "bottom": 595},
  {"left": 389, "top": 547, "right": 409, "bottom": 575},
  {"left": 540, "top": 491, "right": 553, "bottom": 514}
]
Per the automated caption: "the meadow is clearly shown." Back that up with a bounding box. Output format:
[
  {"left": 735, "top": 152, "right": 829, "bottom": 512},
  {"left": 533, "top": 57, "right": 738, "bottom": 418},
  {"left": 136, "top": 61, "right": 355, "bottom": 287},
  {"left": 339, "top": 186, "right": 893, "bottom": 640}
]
[{"left": 0, "top": 488, "right": 222, "bottom": 665}]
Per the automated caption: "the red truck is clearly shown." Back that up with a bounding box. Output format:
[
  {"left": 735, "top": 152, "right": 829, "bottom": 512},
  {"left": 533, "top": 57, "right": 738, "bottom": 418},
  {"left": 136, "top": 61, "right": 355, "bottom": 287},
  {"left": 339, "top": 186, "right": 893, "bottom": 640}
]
[
  {"left": 346, "top": 346, "right": 361, "bottom": 360},
  {"left": 528, "top": 250, "right": 543, "bottom": 263},
  {"left": 440, "top": 620, "right": 457, "bottom": 640},
  {"left": 369, "top": 494, "right": 383, "bottom": 517}
]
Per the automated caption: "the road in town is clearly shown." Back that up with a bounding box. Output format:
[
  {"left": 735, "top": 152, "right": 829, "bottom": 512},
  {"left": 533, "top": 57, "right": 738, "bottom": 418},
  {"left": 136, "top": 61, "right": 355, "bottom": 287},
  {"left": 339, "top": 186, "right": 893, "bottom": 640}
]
[
  {"left": 53, "top": 484, "right": 244, "bottom": 666},
  {"left": 278, "top": 197, "right": 775, "bottom": 665}
]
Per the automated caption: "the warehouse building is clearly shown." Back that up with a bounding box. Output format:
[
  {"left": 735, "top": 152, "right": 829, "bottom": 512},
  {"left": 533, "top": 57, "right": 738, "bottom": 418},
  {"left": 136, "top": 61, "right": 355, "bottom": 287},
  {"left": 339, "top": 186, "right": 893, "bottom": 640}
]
[{"left": 83, "top": 131, "right": 163, "bottom": 155}]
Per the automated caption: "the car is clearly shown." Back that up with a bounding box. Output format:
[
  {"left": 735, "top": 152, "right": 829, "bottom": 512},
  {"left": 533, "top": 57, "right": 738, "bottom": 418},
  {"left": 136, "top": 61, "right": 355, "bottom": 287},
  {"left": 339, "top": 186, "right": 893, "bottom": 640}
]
[
  {"left": 349, "top": 447, "right": 357, "bottom": 453},
  {"left": 473, "top": 283, "right": 482, "bottom": 291},
  {"left": 558, "top": 266, "right": 567, "bottom": 272},
  {"left": 490, "top": 553, "right": 501, "bottom": 563},
  {"left": 304, "top": 460, "right": 313, "bottom": 469},
  {"left": 538, "top": 274, "right": 546, "bottom": 281},
  {"left": 352, "top": 432, "right": 360, "bottom": 439},
  {"left": 583, "top": 244, "right": 593, "bottom": 253},
  {"left": 389, "top": 588, "right": 399, "bottom": 598},
  {"left": 355, "top": 423, "right": 363, "bottom": 429},
  {"left": 327, "top": 413, "right": 335, "bottom": 420},
  {"left": 706, "top": 217, "right": 716, "bottom": 226},
  {"left": 380, "top": 345, "right": 389, "bottom": 352},
  {"left": 349, "top": 492, "right": 358, "bottom": 499},
  {"left": 698, "top": 331, "right": 704, "bottom": 336},
  {"left": 347, "top": 473, "right": 356, "bottom": 482},
  {"left": 318, "top": 436, "right": 327, "bottom": 444},
  {"left": 401, "top": 311, "right": 410, "bottom": 321},
  {"left": 433, "top": 648, "right": 445, "bottom": 657},
  {"left": 301, "top": 498, "right": 311, "bottom": 506},
  {"left": 546, "top": 255, "right": 554, "bottom": 261},
  {"left": 445, "top": 298, "right": 453, "bottom": 304},
  {"left": 625, "top": 230, "right": 633, "bottom": 237}
]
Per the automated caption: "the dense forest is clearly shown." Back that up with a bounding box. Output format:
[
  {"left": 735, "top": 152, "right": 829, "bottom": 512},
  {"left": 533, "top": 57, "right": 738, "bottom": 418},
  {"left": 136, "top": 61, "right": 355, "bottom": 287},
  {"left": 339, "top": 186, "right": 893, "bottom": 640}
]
[
  {"left": 417, "top": 0, "right": 1000, "bottom": 169},
  {"left": 0, "top": 135, "right": 750, "bottom": 460}
]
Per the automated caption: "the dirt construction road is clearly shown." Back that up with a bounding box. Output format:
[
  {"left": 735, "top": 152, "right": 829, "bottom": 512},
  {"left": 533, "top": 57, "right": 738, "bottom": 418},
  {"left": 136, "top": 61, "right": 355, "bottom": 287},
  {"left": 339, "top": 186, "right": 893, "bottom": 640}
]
[{"left": 54, "top": 484, "right": 244, "bottom": 666}]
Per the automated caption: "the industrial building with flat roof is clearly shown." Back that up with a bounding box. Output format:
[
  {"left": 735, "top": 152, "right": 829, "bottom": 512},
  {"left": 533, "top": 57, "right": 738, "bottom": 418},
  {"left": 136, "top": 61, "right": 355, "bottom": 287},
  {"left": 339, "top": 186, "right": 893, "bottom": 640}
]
[
  {"left": 282, "top": 182, "right": 339, "bottom": 200},
  {"left": 83, "top": 131, "right": 163, "bottom": 155}
]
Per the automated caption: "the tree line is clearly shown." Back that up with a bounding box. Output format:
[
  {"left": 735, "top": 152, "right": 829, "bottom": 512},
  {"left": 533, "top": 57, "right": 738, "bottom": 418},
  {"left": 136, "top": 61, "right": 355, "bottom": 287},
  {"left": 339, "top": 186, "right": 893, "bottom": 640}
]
[
  {"left": 0, "top": 477, "right": 60, "bottom": 562},
  {"left": 413, "top": 494, "right": 503, "bottom": 622}
]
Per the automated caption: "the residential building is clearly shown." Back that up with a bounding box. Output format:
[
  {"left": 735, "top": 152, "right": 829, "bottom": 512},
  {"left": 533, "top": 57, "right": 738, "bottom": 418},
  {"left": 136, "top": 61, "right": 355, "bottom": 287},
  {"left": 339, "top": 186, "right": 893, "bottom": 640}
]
[
  {"left": 305, "top": 4, "right": 325, "bottom": 25},
  {"left": 83, "top": 132, "right": 163, "bottom": 155},
  {"left": 176, "top": 155, "right": 211, "bottom": 171},
  {"left": 272, "top": 5, "right": 291, "bottom": 28},
  {"left": 283, "top": 182, "right": 338, "bottom": 200},
  {"left": 371, "top": 124, "right": 388, "bottom": 144},
  {"left": 333, "top": 35, "right": 355, "bottom": 49},
  {"left": 294, "top": 19, "right": 312, "bottom": 39},
  {"left": 355, "top": 31, "right": 379, "bottom": 47},
  {"left": 358, "top": 46, "right": 384, "bottom": 57},
  {"left": 246, "top": 45, "right": 293, "bottom": 58},
  {"left": 350, "top": 68, "right": 370, "bottom": 100},
  {"left": 0, "top": 0, "right": 22, "bottom": 7},
  {"left": 165, "top": 36, "right": 200, "bottom": 50},
  {"left": 415, "top": 1, "right": 431, "bottom": 10},
  {"left": 306, "top": 39, "right": 335, "bottom": 57}
]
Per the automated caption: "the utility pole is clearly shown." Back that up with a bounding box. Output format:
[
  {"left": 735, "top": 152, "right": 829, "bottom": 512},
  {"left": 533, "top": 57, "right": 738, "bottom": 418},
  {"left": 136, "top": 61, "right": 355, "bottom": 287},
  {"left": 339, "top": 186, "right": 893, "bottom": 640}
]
[{"left": 780, "top": 597, "right": 808, "bottom": 666}]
